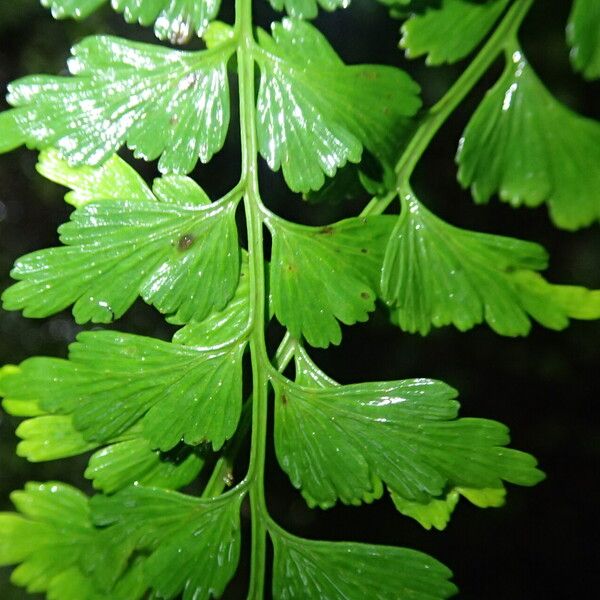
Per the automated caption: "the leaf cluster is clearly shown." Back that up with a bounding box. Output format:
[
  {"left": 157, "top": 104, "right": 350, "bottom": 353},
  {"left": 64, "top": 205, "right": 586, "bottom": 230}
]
[{"left": 0, "top": 0, "right": 598, "bottom": 598}]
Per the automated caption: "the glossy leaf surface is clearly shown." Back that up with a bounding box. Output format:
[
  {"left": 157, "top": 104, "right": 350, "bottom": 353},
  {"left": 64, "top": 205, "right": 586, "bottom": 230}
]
[
  {"left": 0, "top": 482, "right": 130, "bottom": 598},
  {"left": 268, "top": 0, "right": 349, "bottom": 20},
  {"left": 152, "top": 172, "right": 212, "bottom": 205},
  {"left": 84, "top": 437, "right": 204, "bottom": 494},
  {"left": 274, "top": 362, "right": 543, "bottom": 508},
  {"left": 3, "top": 36, "right": 232, "bottom": 173},
  {"left": 171, "top": 254, "right": 250, "bottom": 348},
  {"left": 381, "top": 194, "right": 600, "bottom": 335},
  {"left": 268, "top": 215, "right": 393, "bottom": 347},
  {"left": 0, "top": 331, "right": 245, "bottom": 451},
  {"left": 401, "top": 0, "right": 509, "bottom": 65},
  {"left": 202, "top": 21, "right": 235, "bottom": 50},
  {"left": 37, "top": 149, "right": 156, "bottom": 207},
  {"left": 45, "top": 563, "right": 147, "bottom": 600},
  {"left": 271, "top": 530, "right": 457, "bottom": 599},
  {"left": 3, "top": 185, "right": 240, "bottom": 324},
  {"left": 0, "top": 2, "right": 564, "bottom": 597},
  {"left": 457, "top": 52, "right": 600, "bottom": 229},
  {"left": 42, "top": 0, "right": 222, "bottom": 44},
  {"left": 91, "top": 486, "right": 243, "bottom": 600},
  {"left": 256, "top": 18, "right": 421, "bottom": 192},
  {"left": 14, "top": 414, "right": 97, "bottom": 461},
  {"left": 568, "top": 0, "right": 600, "bottom": 80}
]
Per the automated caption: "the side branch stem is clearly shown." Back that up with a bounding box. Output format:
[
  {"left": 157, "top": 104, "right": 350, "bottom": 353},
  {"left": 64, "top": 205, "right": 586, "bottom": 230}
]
[{"left": 365, "top": 0, "right": 534, "bottom": 214}]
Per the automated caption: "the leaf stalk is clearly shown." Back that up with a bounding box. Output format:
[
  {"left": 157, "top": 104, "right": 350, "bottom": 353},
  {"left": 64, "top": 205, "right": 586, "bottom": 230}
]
[{"left": 364, "top": 0, "right": 535, "bottom": 215}]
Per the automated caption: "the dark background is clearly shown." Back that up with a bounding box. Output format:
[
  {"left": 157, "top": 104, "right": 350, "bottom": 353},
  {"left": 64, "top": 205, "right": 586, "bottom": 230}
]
[{"left": 0, "top": 0, "right": 598, "bottom": 598}]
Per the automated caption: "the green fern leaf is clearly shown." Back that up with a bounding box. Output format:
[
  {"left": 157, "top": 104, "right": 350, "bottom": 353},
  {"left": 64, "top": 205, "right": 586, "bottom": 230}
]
[
  {"left": 0, "top": 0, "right": 565, "bottom": 596},
  {"left": 274, "top": 358, "right": 543, "bottom": 509},
  {"left": 41, "top": 0, "right": 222, "bottom": 43},
  {"left": 268, "top": 0, "right": 349, "bottom": 20},
  {"left": 37, "top": 149, "right": 156, "bottom": 207},
  {"left": 0, "top": 482, "right": 238, "bottom": 600},
  {"left": 0, "top": 330, "right": 245, "bottom": 451},
  {"left": 391, "top": 489, "right": 461, "bottom": 531},
  {"left": 14, "top": 415, "right": 97, "bottom": 460},
  {"left": 1, "top": 35, "right": 232, "bottom": 173},
  {"left": 1, "top": 394, "right": 204, "bottom": 493},
  {"left": 568, "top": 0, "right": 600, "bottom": 80},
  {"left": 268, "top": 215, "right": 393, "bottom": 347},
  {"left": 170, "top": 254, "right": 250, "bottom": 347},
  {"left": 152, "top": 172, "right": 212, "bottom": 205},
  {"left": 255, "top": 18, "right": 421, "bottom": 192},
  {"left": 0, "top": 482, "right": 130, "bottom": 598},
  {"left": 45, "top": 562, "right": 147, "bottom": 600},
  {"left": 511, "top": 270, "right": 600, "bottom": 326},
  {"left": 381, "top": 193, "right": 600, "bottom": 335},
  {"left": 292, "top": 345, "right": 338, "bottom": 388},
  {"left": 271, "top": 529, "right": 457, "bottom": 599},
  {"left": 390, "top": 486, "right": 506, "bottom": 531},
  {"left": 91, "top": 486, "right": 243, "bottom": 600},
  {"left": 457, "top": 52, "right": 600, "bottom": 230},
  {"left": 37, "top": 148, "right": 213, "bottom": 209},
  {"left": 41, "top": 0, "right": 106, "bottom": 20},
  {"left": 401, "top": 0, "right": 510, "bottom": 65},
  {"left": 0, "top": 110, "right": 25, "bottom": 153},
  {"left": 2, "top": 181, "right": 240, "bottom": 323},
  {"left": 84, "top": 437, "right": 204, "bottom": 494}
]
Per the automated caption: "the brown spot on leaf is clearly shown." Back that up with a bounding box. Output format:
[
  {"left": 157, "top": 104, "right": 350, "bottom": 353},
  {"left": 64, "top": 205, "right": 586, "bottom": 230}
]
[
  {"left": 360, "top": 292, "right": 370, "bottom": 300},
  {"left": 319, "top": 226, "right": 334, "bottom": 235},
  {"left": 281, "top": 394, "right": 288, "bottom": 405},
  {"left": 360, "top": 248, "right": 368, "bottom": 254},
  {"left": 178, "top": 234, "right": 196, "bottom": 251}
]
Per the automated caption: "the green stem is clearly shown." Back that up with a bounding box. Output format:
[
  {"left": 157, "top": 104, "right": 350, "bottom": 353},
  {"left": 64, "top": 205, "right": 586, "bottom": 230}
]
[
  {"left": 236, "top": 0, "right": 270, "bottom": 597},
  {"left": 365, "top": 0, "right": 534, "bottom": 215},
  {"left": 273, "top": 332, "right": 296, "bottom": 371},
  {"left": 362, "top": 189, "right": 397, "bottom": 217},
  {"left": 201, "top": 339, "right": 295, "bottom": 499}
]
